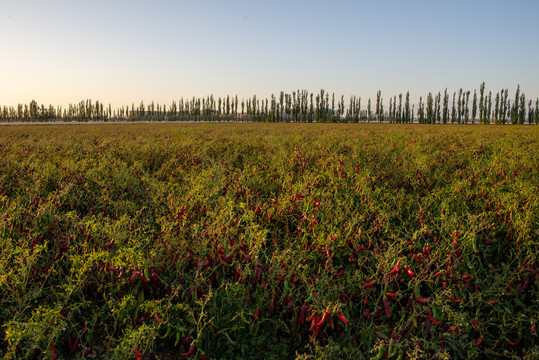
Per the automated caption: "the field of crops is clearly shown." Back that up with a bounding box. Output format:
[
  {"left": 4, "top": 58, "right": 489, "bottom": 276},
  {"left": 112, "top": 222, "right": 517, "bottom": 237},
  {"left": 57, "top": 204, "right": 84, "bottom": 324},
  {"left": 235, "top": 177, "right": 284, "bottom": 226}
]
[{"left": 0, "top": 124, "right": 537, "bottom": 359}]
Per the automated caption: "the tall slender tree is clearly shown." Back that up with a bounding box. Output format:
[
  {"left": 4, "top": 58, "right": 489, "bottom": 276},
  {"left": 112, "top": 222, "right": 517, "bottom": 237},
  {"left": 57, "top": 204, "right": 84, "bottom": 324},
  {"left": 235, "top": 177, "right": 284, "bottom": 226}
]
[
  {"left": 471, "top": 90, "right": 477, "bottom": 125},
  {"left": 486, "top": 92, "right": 492, "bottom": 125},
  {"left": 418, "top": 97, "right": 425, "bottom": 124},
  {"left": 426, "top": 93, "right": 433, "bottom": 124},
  {"left": 511, "top": 85, "right": 520, "bottom": 125},
  {"left": 519, "top": 93, "right": 526, "bottom": 125},
  {"left": 404, "top": 92, "right": 410, "bottom": 123},
  {"left": 479, "top": 82, "right": 485, "bottom": 124},
  {"left": 442, "top": 89, "right": 449, "bottom": 124},
  {"left": 376, "top": 90, "right": 381, "bottom": 122},
  {"left": 451, "top": 92, "right": 456, "bottom": 124}
]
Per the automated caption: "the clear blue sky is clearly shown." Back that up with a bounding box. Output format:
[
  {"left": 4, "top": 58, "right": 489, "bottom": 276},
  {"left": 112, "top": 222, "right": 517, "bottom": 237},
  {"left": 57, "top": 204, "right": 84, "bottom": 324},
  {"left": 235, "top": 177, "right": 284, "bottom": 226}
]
[{"left": 2, "top": 0, "right": 538, "bottom": 109}]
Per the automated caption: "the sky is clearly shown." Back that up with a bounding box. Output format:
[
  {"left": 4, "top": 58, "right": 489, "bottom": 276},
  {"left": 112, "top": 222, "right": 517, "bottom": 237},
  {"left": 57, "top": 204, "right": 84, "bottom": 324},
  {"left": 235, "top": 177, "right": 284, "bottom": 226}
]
[{"left": 1, "top": 0, "right": 539, "bottom": 110}]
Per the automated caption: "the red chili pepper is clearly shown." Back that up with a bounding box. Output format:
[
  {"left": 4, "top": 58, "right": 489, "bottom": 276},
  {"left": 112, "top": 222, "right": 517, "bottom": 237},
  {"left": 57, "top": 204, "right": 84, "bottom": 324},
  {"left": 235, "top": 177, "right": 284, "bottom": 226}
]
[
  {"left": 415, "top": 296, "right": 431, "bottom": 303},
  {"left": 50, "top": 343, "right": 57, "bottom": 360},
  {"left": 134, "top": 349, "right": 142, "bottom": 360},
  {"left": 426, "top": 312, "right": 440, "bottom": 325},
  {"left": 333, "top": 311, "right": 348, "bottom": 324},
  {"left": 476, "top": 337, "right": 483, "bottom": 346},
  {"left": 310, "top": 326, "right": 321, "bottom": 342},
  {"left": 361, "top": 280, "right": 376, "bottom": 287},
  {"left": 507, "top": 339, "right": 519, "bottom": 346},
  {"left": 404, "top": 265, "right": 415, "bottom": 278},
  {"left": 298, "top": 304, "right": 308, "bottom": 325},
  {"left": 180, "top": 344, "right": 195, "bottom": 357},
  {"left": 383, "top": 298, "right": 391, "bottom": 319},
  {"left": 309, "top": 314, "right": 321, "bottom": 331},
  {"left": 531, "top": 325, "right": 536, "bottom": 333},
  {"left": 68, "top": 333, "right": 73, "bottom": 351},
  {"left": 83, "top": 348, "right": 90, "bottom": 357},
  {"left": 315, "top": 311, "right": 330, "bottom": 327},
  {"left": 388, "top": 261, "right": 401, "bottom": 275},
  {"left": 363, "top": 308, "right": 370, "bottom": 319},
  {"left": 70, "top": 337, "right": 79, "bottom": 354}
]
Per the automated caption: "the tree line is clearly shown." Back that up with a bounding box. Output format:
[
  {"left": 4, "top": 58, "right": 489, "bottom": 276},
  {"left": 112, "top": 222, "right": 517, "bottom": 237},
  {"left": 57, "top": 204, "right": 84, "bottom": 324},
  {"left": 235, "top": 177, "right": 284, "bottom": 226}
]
[{"left": 1, "top": 83, "right": 537, "bottom": 124}]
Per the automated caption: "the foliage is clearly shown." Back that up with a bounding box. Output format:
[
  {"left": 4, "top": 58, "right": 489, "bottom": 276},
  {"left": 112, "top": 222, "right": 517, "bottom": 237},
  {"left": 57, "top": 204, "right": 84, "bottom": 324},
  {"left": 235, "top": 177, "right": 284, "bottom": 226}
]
[{"left": 0, "top": 124, "right": 537, "bottom": 359}]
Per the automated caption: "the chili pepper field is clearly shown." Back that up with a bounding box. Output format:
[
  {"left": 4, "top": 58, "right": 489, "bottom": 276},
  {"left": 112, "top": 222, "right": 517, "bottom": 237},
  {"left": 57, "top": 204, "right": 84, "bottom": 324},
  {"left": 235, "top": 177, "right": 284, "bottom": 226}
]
[{"left": 0, "top": 123, "right": 537, "bottom": 359}]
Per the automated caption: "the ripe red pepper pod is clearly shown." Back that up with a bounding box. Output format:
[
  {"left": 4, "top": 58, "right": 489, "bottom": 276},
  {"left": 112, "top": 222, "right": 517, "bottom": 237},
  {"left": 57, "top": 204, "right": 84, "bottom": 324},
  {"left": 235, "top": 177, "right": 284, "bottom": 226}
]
[
  {"left": 388, "top": 261, "right": 401, "bottom": 275},
  {"left": 426, "top": 311, "right": 440, "bottom": 325},
  {"left": 180, "top": 344, "right": 196, "bottom": 357},
  {"left": 415, "top": 296, "right": 431, "bottom": 303},
  {"left": 404, "top": 265, "right": 415, "bottom": 278},
  {"left": 361, "top": 280, "right": 376, "bottom": 287},
  {"left": 337, "top": 311, "right": 350, "bottom": 324},
  {"left": 315, "top": 310, "right": 330, "bottom": 327},
  {"left": 50, "top": 343, "right": 57, "bottom": 360},
  {"left": 383, "top": 298, "right": 391, "bottom": 319},
  {"left": 134, "top": 349, "right": 142, "bottom": 360}
]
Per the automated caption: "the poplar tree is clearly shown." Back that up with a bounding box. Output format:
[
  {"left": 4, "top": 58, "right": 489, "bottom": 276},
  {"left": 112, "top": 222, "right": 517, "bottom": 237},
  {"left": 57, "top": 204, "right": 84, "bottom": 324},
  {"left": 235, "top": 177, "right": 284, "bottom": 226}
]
[
  {"left": 471, "top": 90, "right": 477, "bottom": 125},
  {"left": 451, "top": 92, "right": 456, "bottom": 124},
  {"left": 457, "top": 89, "right": 463, "bottom": 124},
  {"left": 436, "top": 92, "right": 441, "bottom": 123},
  {"left": 443, "top": 89, "right": 449, "bottom": 124},
  {"left": 479, "top": 82, "right": 485, "bottom": 124},
  {"left": 389, "top": 97, "right": 393, "bottom": 123},
  {"left": 418, "top": 96, "right": 424, "bottom": 124},
  {"left": 234, "top": 95, "right": 239, "bottom": 121},
  {"left": 367, "top": 98, "right": 372, "bottom": 122},
  {"left": 486, "top": 92, "right": 492, "bottom": 125},
  {"left": 398, "top": 94, "right": 402, "bottom": 123},
  {"left": 376, "top": 90, "right": 381, "bottom": 122},
  {"left": 502, "top": 89, "right": 509, "bottom": 125},
  {"left": 392, "top": 96, "right": 396, "bottom": 123},
  {"left": 519, "top": 93, "right": 526, "bottom": 124},
  {"left": 433, "top": 93, "right": 438, "bottom": 124},
  {"left": 464, "top": 91, "right": 470, "bottom": 124},
  {"left": 309, "top": 93, "right": 314, "bottom": 123},
  {"left": 404, "top": 91, "right": 410, "bottom": 123},
  {"left": 426, "top": 93, "right": 433, "bottom": 124},
  {"left": 511, "top": 85, "right": 520, "bottom": 125},
  {"left": 494, "top": 92, "right": 503, "bottom": 125}
]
